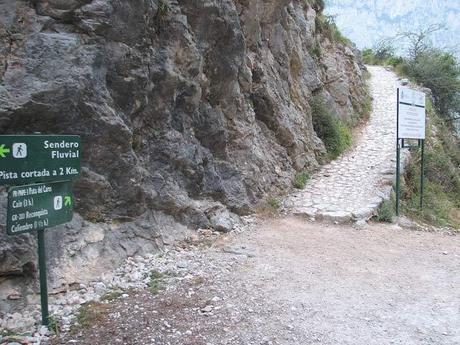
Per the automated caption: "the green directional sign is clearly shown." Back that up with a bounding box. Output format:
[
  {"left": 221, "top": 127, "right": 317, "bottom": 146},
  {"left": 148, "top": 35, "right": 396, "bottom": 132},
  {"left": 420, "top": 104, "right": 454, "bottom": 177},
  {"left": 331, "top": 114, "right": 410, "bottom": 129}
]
[
  {"left": 7, "top": 181, "right": 74, "bottom": 235},
  {"left": 0, "top": 135, "right": 81, "bottom": 186}
]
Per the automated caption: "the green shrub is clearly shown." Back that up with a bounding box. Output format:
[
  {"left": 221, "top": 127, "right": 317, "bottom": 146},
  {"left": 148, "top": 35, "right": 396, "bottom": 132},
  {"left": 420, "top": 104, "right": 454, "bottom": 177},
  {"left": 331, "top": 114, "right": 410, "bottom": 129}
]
[
  {"left": 293, "top": 171, "right": 311, "bottom": 189},
  {"left": 386, "top": 56, "right": 404, "bottom": 67},
  {"left": 394, "top": 62, "right": 410, "bottom": 76},
  {"left": 361, "top": 44, "right": 403, "bottom": 68},
  {"left": 330, "top": 26, "right": 350, "bottom": 45},
  {"left": 311, "top": 95, "right": 352, "bottom": 159},
  {"left": 373, "top": 41, "right": 395, "bottom": 61},
  {"left": 145, "top": 269, "right": 177, "bottom": 295},
  {"left": 310, "top": 43, "right": 322, "bottom": 58},
  {"left": 266, "top": 197, "right": 281, "bottom": 209},
  {"left": 401, "top": 100, "right": 460, "bottom": 228},
  {"left": 148, "top": 270, "right": 166, "bottom": 295},
  {"left": 316, "top": 15, "right": 350, "bottom": 45},
  {"left": 405, "top": 49, "right": 460, "bottom": 116},
  {"left": 376, "top": 199, "right": 395, "bottom": 223},
  {"left": 362, "top": 48, "right": 375, "bottom": 64}
]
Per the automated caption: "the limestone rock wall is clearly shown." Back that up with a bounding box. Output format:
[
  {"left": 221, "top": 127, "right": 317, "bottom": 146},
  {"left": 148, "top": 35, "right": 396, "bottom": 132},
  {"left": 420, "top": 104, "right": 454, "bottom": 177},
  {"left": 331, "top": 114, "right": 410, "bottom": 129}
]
[{"left": 0, "top": 0, "right": 368, "bottom": 310}]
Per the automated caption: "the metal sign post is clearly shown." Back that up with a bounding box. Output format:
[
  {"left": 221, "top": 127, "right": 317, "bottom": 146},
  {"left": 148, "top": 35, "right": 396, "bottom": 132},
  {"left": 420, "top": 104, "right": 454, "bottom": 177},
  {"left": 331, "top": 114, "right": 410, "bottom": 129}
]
[
  {"left": 396, "top": 89, "right": 401, "bottom": 216},
  {"left": 37, "top": 229, "right": 49, "bottom": 325},
  {"left": 395, "top": 88, "right": 426, "bottom": 216},
  {"left": 1, "top": 135, "right": 81, "bottom": 327},
  {"left": 420, "top": 139, "right": 425, "bottom": 209}
]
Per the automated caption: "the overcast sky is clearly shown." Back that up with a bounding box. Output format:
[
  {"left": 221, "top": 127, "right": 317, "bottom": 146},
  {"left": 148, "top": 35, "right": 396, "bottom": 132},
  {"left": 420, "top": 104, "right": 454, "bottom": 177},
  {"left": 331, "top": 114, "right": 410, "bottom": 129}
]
[{"left": 325, "top": 0, "right": 459, "bottom": 55}]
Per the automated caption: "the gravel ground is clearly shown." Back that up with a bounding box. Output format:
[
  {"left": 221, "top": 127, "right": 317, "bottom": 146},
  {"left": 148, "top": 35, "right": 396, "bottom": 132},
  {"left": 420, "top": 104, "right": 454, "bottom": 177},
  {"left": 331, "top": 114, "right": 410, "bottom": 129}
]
[{"left": 47, "top": 217, "right": 460, "bottom": 345}]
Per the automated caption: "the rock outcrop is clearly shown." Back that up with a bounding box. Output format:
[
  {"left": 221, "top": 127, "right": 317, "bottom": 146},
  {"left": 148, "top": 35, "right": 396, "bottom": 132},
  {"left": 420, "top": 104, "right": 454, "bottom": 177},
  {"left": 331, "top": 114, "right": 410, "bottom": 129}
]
[{"left": 0, "top": 0, "right": 368, "bottom": 312}]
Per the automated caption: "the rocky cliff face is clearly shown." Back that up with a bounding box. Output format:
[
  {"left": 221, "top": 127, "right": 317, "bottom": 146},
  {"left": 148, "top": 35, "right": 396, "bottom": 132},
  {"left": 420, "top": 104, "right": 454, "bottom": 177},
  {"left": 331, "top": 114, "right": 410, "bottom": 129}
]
[{"left": 0, "top": 0, "right": 367, "bottom": 311}]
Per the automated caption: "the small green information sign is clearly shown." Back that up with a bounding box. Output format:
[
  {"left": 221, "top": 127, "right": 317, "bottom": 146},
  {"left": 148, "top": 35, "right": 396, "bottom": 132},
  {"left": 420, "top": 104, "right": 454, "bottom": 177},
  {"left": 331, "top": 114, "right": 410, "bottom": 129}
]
[
  {"left": 0, "top": 135, "right": 81, "bottom": 186},
  {"left": 1, "top": 134, "right": 82, "bottom": 327},
  {"left": 7, "top": 181, "right": 74, "bottom": 235}
]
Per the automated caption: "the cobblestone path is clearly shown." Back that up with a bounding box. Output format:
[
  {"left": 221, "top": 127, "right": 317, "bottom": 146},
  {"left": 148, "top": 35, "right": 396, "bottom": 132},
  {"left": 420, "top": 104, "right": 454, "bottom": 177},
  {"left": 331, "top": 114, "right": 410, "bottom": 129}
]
[{"left": 286, "top": 66, "right": 404, "bottom": 222}]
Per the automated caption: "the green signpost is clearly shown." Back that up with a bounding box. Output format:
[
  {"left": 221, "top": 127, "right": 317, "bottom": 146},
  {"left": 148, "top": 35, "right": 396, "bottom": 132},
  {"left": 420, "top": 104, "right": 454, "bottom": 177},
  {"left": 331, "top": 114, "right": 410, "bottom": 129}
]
[
  {"left": 7, "top": 181, "right": 74, "bottom": 235},
  {"left": 1, "top": 135, "right": 81, "bottom": 327},
  {"left": 0, "top": 135, "right": 80, "bottom": 186},
  {"left": 395, "top": 88, "right": 426, "bottom": 216}
]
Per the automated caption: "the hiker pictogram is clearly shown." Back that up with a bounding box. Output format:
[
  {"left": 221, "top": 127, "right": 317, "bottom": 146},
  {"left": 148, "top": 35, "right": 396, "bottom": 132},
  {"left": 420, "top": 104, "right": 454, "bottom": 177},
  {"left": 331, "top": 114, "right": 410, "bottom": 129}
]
[{"left": 12, "top": 143, "right": 27, "bottom": 158}]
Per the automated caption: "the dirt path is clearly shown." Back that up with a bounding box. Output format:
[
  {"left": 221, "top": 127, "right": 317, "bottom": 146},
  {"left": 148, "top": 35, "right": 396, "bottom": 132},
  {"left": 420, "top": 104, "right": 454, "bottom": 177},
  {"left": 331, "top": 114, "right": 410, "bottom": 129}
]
[
  {"left": 286, "top": 66, "right": 407, "bottom": 222},
  {"left": 49, "top": 218, "right": 460, "bottom": 345}
]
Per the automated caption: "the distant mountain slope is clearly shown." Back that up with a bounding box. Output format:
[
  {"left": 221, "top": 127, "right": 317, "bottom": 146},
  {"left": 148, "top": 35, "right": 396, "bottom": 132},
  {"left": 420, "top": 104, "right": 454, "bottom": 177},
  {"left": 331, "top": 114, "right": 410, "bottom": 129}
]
[{"left": 326, "top": 0, "right": 460, "bottom": 53}]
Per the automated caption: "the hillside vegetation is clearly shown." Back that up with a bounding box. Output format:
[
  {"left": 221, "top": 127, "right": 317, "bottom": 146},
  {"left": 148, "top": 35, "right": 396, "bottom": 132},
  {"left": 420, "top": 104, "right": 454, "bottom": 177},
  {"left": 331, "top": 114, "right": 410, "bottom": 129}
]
[
  {"left": 363, "top": 33, "right": 460, "bottom": 228},
  {"left": 402, "top": 101, "right": 460, "bottom": 228}
]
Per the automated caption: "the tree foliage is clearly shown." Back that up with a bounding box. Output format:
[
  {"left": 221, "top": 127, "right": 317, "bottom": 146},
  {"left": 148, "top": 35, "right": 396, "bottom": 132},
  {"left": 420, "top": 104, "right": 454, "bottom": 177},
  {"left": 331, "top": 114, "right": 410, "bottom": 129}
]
[
  {"left": 361, "top": 25, "right": 460, "bottom": 118},
  {"left": 396, "top": 24, "right": 445, "bottom": 61},
  {"left": 406, "top": 49, "right": 460, "bottom": 115}
]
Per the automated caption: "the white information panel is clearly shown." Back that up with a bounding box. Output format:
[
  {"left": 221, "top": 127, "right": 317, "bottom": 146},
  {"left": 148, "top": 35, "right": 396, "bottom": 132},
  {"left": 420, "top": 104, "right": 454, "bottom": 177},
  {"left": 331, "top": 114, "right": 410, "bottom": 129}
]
[{"left": 398, "top": 88, "right": 426, "bottom": 139}]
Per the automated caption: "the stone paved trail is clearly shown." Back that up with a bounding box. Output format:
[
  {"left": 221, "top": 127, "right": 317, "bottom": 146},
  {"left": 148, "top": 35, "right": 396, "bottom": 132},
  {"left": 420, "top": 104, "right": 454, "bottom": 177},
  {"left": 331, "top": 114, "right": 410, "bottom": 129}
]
[{"left": 286, "top": 66, "right": 405, "bottom": 222}]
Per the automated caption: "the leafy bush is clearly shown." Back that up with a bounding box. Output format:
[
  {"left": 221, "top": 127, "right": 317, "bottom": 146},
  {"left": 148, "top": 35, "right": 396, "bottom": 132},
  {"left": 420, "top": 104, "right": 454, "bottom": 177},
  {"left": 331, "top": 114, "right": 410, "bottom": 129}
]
[
  {"left": 361, "top": 46, "right": 402, "bottom": 67},
  {"left": 362, "top": 48, "right": 375, "bottom": 64},
  {"left": 266, "top": 197, "right": 281, "bottom": 209},
  {"left": 311, "top": 95, "right": 352, "bottom": 159},
  {"left": 404, "top": 49, "right": 460, "bottom": 116},
  {"left": 310, "top": 43, "right": 322, "bottom": 59},
  {"left": 373, "top": 41, "right": 396, "bottom": 61},
  {"left": 362, "top": 28, "right": 460, "bottom": 119},
  {"left": 148, "top": 270, "right": 167, "bottom": 295},
  {"left": 386, "top": 56, "right": 404, "bottom": 67},
  {"left": 376, "top": 199, "right": 395, "bottom": 223},
  {"left": 401, "top": 100, "right": 460, "bottom": 228},
  {"left": 315, "top": 15, "right": 350, "bottom": 45},
  {"left": 293, "top": 171, "right": 311, "bottom": 189}
]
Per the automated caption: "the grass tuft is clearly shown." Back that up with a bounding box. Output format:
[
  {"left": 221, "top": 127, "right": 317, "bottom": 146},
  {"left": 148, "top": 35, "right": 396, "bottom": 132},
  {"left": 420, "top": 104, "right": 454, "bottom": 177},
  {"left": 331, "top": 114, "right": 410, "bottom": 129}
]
[
  {"left": 74, "top": 302, "right": 110, "bottom": 330},
  {"left": 315, "top": 14, "right": 350, "bottom": 45},
  {"left": 100, "top": 290, "right": 123, "bottom": 302},
  {"left": 266, "top": 197, "right": 281, "bottom": 210},
  {"left": 48, "top": 315, "right": 61, "bottom": 335},
  {"left": 156, "top": 1, "right": 169, "bottom": 25},
  {"left": 148, "top": 270, "right": 166, "bottom": 295},
  {"left": 147, "top": 270, "right": 176, "bottom": 295},
  {"left": 293, "top": 171, "right": 311, "bottom": 189}
]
